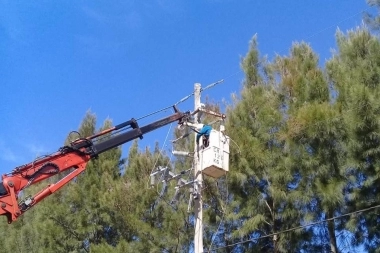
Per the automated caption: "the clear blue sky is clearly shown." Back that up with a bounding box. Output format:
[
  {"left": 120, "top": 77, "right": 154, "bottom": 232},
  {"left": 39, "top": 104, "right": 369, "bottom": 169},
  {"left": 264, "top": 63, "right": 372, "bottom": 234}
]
[{"left": 0, "top": 0, "right": 371, "bottom": 175}]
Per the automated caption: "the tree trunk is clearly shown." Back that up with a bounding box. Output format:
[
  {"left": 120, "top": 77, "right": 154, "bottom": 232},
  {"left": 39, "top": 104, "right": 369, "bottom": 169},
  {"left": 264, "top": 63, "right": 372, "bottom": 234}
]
[
  {"left": 327, "top": 210, "right": 338, "bottom": 253},
  {"left": 273, "top": 233, "right": 278, "bottom": 253}
]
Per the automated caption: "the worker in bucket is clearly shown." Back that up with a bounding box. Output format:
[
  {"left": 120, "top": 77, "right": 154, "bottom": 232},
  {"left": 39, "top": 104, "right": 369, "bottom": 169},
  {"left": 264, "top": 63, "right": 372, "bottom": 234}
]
[{"left": 196, "top": 124, "right": 212, "bottom": 148}]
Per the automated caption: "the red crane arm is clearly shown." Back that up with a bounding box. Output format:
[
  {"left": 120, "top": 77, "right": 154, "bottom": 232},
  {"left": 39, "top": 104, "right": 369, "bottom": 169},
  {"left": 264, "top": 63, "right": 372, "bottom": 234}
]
[
  {"left": 0, "top": 150, "right": 90, "bottom": 223},
  {"left": 0, "top": 106, "right": 189, "bottom": 223}
]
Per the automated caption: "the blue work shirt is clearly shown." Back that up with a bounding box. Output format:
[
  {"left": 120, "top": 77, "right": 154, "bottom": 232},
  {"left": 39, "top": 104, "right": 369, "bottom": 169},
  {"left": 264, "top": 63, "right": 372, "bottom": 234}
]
[{"left": 196, "top": 125, "right": 212, "bottom": 143}]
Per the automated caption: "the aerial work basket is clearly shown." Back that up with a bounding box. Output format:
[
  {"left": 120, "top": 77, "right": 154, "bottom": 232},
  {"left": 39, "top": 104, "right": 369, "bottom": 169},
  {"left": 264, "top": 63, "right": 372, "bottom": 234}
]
[{"left": 200, "top": 127, "right": 230, "bottom": 178}]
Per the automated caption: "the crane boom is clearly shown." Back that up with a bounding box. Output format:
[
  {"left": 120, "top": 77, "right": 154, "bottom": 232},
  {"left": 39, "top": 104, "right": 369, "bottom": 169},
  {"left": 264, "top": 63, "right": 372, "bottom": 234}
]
[{"left": 0, "top": 106, "right": 189, "bottom": 223}]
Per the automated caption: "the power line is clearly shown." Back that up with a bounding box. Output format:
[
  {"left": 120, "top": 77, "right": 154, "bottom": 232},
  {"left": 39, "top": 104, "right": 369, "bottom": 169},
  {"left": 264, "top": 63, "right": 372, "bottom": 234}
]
[
  {"left": 136, "top": 105, "right": 174, "bottom": 121},
  {"left": 200, "top": 79, "right": 225, "bottom": 92},
  {"left": 146, "top": 123, "right": 173, "bottom": 189},
  {"left": 204, "top": 204, "right": 380, "bottom": 252},
  {"left": 135, "top": 71, "right": 240, "bottom": 121},
  {"left": 305, "top": 7, "right": 371, "bottom": 41},
  {"left": 175, "top": 70, "right": 242, "bottom": 106},
  {"left": 206, "top": 172, "right": 229, "bottom": 252},
  {"left": 138, "top": 5, "right": 371, "bottom": 122}
]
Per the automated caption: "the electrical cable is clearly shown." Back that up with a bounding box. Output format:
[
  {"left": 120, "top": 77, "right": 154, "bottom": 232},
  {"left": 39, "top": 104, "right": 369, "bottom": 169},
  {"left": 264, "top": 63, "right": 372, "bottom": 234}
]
[
  {"left": 146, "top": 123, "right": 173, "bottom": 189},
  {"left": 175, "top": 92, "right": 195, "bottom": 106},
  {"left": 143, "top": 121, "right": 194, "bottom": 211},
  {"left": 174, "top": 71, "right": 242, "bottom": 106},
  {"left": 304, "top": 7, "right": 371, "bottom": 41},
  {"left": 221, "top": 130, "right": 241, "bottom": 155},
  {"left": 204, "top": 204, "right": 380, "bottom": 252},
  {"left": 203, "top": 125, "right": 230, "bottom": 250},
  {"left": 145, "top": 123, "right": 181, "bottom": 211},
  {"left": 155, "top": 150, "right": 174, "bottom": 205},
  {"left": 200, "top": 79, "right": 225, "bottom": 92},
  {"left": 206, "top": 172, "right": 228, "bottom": 252},
  {"left": 133, "top": 74, "right": 236, "bottom": 123},
  {"left": 136, "top": 105, "right": 174, "bottom": 121},
  {"left": 67, "top": 131, "right": 82, "bottom": 140}
]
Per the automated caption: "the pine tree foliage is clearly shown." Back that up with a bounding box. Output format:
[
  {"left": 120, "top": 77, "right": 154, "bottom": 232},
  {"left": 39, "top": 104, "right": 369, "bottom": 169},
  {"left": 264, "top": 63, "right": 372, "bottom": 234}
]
[
  {"left": 224, "top": 38, "right": 313, "bottom": 252},
  {"left": 274, "top": 42, "right": 348, "bottom": 253},
  {"left": 4, "top": 4, "right": 380, "bottom": 252},
  {"left": 109, "top": 140, "right": 193, "bottom": 252},
  {"left": 364, "top": 0, "right": 380, "bottom": 32},
  {"left": 327, "top": 27, "right": 380, "bottom": 252},
  {"left": 40, "top": 112, "right": 123, "bottom": 252}
]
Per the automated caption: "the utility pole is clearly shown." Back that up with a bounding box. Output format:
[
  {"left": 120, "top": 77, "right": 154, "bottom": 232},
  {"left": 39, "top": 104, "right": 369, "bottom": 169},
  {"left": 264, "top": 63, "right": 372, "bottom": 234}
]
[{"left": 193, "top": 83, "right": 203, "bottom": 253}]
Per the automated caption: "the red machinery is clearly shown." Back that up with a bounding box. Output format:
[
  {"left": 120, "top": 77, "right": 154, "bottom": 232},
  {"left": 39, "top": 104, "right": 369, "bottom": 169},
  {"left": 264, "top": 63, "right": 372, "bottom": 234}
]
[{"left": 0, "top": 106, "right": 189, "bottom": 223}]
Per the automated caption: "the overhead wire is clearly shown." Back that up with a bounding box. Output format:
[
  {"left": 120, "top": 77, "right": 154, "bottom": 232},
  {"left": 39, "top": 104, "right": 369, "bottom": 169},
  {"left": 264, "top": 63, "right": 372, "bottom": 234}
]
[
  {"left": 133, "top": 70, "right": 240, "bottom": 123},
  {"left": 146, "top": 122, "right": 173, "bottom": 189},
  {"left": 174, "top": 70, "right": 242, "bottom": 106},
  {"left": 143, "top": 72, "right": 237, "bottom": 209},
  {"left": 129, "top": 7, "right": 369, "bottom": 124},
  {"left": 206, "top": 172, "right": 228, "bottom": 252},
  {"left": 216, "top": 100, "right": 378, "bottom": 249},
  {"left": 142, "top": 75, "right": 231, "bottom": 210},
  {"left": 136, "top": 105, "right": 174, "bottom": 121},
  {"left": 304, "top": 7, "right": 372, "bottom": 41},
  {"left": 145, "top": 122, "right": 183, "bottom": 211},
  {"left": 193, "top": 121, "right": 231, "bottom": 251},
  {"left": 204, "top": 203, "right": 380, "bottom": 252},
  {"left": 200, "top": 79, "right": 225, "bottom": 92}
]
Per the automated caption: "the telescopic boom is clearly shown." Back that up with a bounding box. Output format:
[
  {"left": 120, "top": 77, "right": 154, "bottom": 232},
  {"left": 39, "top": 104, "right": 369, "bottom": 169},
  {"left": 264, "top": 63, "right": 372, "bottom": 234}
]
[{"left": 0, "top": 106, "right": 189, "bottom": 223}]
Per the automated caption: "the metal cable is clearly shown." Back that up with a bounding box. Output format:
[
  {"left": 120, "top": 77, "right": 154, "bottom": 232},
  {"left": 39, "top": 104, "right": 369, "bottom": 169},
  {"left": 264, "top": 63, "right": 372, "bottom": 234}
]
[
  {"left": 304, "top": 7, "right": 371, "bottom": 41},
  {"left": 207, "top": 172, "right": 228, "bottom": 252},
  {"left": 175, "top": 71, "right": 241, "bottom": 106},
  {"left": 204, "top": 204, "right": 380, "bottom": 252},
  {"left": 200, "top": 79, "right": 224, "bottom": 92},
  {"left": 146, "top": 123, "right": 173, "bottom": 189},
  {"left": 136, "top": 105, "right": 174, "bottom": 121}
]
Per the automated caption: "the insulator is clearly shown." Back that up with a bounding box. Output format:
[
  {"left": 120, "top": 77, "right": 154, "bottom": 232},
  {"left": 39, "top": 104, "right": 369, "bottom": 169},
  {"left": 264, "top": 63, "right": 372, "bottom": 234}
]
[
  {"left": 172, "top": 150, "right": 190, "bottom": 156},
  {"left": 150, "top": 175, "right": 155, "bottom": 186}
]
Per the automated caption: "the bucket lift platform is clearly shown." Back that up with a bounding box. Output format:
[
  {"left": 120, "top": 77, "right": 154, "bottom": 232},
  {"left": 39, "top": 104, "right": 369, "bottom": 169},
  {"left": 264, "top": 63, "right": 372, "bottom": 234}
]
[{"left": 200, "top": 128, "right": 230, "bottom": 178}]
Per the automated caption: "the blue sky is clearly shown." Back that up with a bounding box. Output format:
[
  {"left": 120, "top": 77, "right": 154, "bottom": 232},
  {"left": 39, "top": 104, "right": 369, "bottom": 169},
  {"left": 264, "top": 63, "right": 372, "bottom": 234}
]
[{"left": 0, "top": 0, "right": 371, "bottom": 175}]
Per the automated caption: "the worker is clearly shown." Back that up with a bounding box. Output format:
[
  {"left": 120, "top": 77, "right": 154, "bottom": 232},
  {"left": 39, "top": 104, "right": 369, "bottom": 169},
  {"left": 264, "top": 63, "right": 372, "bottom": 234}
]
[{"left": 196, "top": 124, "right": 212, "bottom": 148}]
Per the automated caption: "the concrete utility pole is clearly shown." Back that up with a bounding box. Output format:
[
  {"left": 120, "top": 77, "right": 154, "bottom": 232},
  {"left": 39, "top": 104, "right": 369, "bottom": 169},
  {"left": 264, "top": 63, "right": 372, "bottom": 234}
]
[{"left": 193, "top": 83, "right": 203, "bottom": 253}]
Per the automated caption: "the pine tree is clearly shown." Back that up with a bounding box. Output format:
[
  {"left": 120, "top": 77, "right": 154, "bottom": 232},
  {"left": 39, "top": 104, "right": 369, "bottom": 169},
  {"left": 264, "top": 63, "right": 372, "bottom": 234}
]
[
  {"left": 109, "top": 140, "right": 193, "bottom": 252},
  {"left": 25, "top": 111, "right": 124, "bottom": 252},
  {"left": 0, "top": 111, "right": 101, "bottom": 253},
  {"left": 327, "top": 27, "right": 380, "bottom": 252},
  {"left": 224, "top": 37, "right": 312, "bottom": 252},
  {"left": 272, "top": 42, "right": 348, "bottom": 253},
  {"left": 364, "top": 0, "right": 380, "bottom": 32}
]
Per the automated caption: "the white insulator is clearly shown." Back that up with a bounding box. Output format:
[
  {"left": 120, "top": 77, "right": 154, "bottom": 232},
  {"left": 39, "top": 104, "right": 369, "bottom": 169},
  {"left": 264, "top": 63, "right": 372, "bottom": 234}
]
[
  {"left": 150, "top": 175, "right": 155, "bottom": 186},
  {"left": 172, "top": 150, "right": 190, "bottom": 156},
  {"left": 184, "top": 122, "right": 203, "bottom": 129}
]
